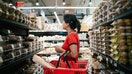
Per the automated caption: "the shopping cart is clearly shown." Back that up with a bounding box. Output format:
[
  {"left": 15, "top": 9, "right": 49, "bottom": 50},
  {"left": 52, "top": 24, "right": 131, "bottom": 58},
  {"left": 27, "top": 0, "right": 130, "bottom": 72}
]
[{"left": 44, "top": 51, "right": 88, "bottom": 74}]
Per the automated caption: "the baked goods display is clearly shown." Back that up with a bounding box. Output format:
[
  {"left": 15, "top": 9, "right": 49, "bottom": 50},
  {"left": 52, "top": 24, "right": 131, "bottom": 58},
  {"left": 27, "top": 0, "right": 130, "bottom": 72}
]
[
  {"left": 0, "top": 33, "right": 23, "bottom": 62},
  {"left": 88, "top": 0, "right": 132, "bottom": 72},
  {"left": 93, "top": 0, "right": 131, "bottom": 26},
  {"left": 0, "top": 3, "right": 38, "bottom": 29},
  {"left": 0, "top": 32, "right": 45, "bottom": 63},
  {"left": 110, "top": 19, "right": 132, "bottom": 64},
  {"left": 22, "top": 35, "right": 45, "bottom": 53},
  {"left": 25, "top": 64, "right": 44, "bottom": 74},
  {"left": 89, "top": 19, "right": 132, "bottom": 64}
]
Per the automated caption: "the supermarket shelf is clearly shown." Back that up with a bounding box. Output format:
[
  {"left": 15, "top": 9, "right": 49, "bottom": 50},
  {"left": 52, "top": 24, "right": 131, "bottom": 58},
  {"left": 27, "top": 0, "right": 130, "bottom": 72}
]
[
  {"left": 3, "top": 46, "right": 25, "bottom": 53},
  {"left": 37, "top": 52, "right": 89, "bottom": 56},
  {"left": 0, "top": 17, "right": 37, "bottom": 29},
  {"left": 29, "top": 31, "right": 67, "bottom": 36},
  {"left": 89, "top": 47, "right": 132, "bottom": 73},
  {"left": 0, "top": 17, "right": 37, "bottom": 35},
  {"left": 44, "top": 39, "right": 88, "bottom": 42},
  {"left": 0, "top": 49, "right": 42, "bottom": 73},
  {"left": 29, "top": 31, "right": 88, "bottom": 36},
  {"left": 96, "top": 9, "right": 132, "bottom": 28}
]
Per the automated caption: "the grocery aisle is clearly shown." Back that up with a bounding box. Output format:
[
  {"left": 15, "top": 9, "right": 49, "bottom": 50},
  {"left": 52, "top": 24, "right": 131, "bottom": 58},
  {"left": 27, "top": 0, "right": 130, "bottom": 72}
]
[{"left": 0, "top": 0, "right": 132, "bottom": 74}]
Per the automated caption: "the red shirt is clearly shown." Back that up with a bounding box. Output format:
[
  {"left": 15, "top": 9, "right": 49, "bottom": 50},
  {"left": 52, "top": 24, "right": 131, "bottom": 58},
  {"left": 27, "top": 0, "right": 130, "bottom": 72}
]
[{"left": 61, "top": 32, "right": 80, "bottom": 62}]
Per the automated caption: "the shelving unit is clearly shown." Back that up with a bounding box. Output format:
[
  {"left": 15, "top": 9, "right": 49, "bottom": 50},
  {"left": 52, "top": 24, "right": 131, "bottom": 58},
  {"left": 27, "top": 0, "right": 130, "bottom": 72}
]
[
  {"left": 95, "top": 9, "right": 132, "bottom": 28},
  {"left": 0, "top": 17, "right": 36, "bottom": 36},
  {"left": 0, "top": 49, "right": 42, "bottom": 73},
  {"left": 44, "top": 39, "right": 88, "bottom": 42},
  {"left": 90, "top": 9, "right": 132, "bottom": 73},
  {"left": 29, "top": 30, "right": 88, "bottom": 36},
  {"left": 90, "top": 47, "right": 132, "bottom": 73},
  {"left": 0, "top": 13, "right": 39, "bottom": 73}
]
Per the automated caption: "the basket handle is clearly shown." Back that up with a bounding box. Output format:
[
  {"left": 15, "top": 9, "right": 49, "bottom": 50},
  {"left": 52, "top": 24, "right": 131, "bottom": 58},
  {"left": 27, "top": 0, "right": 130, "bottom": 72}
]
[
  {"left": 56, "top": 50, "right": 76, "bottom": 68},
  {"left": 56, "top": 51, "right": 68, "bottom": 68},
  {"left": 63, "top": 51, "right": 71, "bottom": 68}
]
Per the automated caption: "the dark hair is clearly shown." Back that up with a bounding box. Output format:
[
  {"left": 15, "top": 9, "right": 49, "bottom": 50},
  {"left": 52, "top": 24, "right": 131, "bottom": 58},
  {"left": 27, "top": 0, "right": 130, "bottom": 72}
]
[{"left": 63, "top": 14, "right": 81, "bottom": 33}]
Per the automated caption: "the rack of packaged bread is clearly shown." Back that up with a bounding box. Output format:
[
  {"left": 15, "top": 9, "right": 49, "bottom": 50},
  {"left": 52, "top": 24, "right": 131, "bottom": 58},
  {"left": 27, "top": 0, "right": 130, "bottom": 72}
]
[
  {"left": 0, "top": 29, "right": 44, "bottom": 73},
  {"left": 93, "top": 0, "right": 132, "bottom": 28},
  {"left": 0, "top": 3, "right": 38, "bottom": 36},
  {"left": 0, "top": 3, "right": 44, "bottom": 73},
  {"left": 88, "top": 0, "right": 132, "bottom": 73}
]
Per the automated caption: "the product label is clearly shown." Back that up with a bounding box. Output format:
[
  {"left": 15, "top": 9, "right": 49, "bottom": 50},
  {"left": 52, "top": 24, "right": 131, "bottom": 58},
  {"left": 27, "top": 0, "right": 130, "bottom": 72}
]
[
  {"left": 106, "top": 58, "right": 108, "bottom": 62},
  {"left": 0, "top": 46, "right": 3, "bottom": 53},
  {"left": 110, "top": 59, "right": 113, "bottom": 64},
  {"left": 11, "top": 52, "right": 15, "bottom": 58},
  {"left": 19, "top": 43, "right": 21, "bottom": 47},
  {"left": 0, "top": 35, "right": 3, "bottom": 42},
  {"left": 11, "top": 44, "right": 14, "bottom": 49},
  {"left": 114, "top": 62, "right": 117, "bottom": 67}
]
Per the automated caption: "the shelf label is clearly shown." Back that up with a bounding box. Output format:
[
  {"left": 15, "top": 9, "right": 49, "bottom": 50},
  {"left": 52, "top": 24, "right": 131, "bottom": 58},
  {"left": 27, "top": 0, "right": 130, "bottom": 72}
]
[
  {"left": 106, "top": 58, "right": 108, "bottom": 62},
  {"left": 8, "top": 30, "right": 11, "bottom": 34},
  {"left": 0, "top": 35, "right": 3, "bottom": 41},
  {"left": 0, "top": 46, "right": 3, "bottom": 53},
  {"left": 114, "top": 62, "right": 117, "bottom": 67},
  {"left": 110, "top": 59, "right": 113, "bottom": 64},
  {"left": 11, "top": 44, "right": 15, "bottom": 49},
  {"left": 19, "top": 43, "right": 21, "bottom": 47}
]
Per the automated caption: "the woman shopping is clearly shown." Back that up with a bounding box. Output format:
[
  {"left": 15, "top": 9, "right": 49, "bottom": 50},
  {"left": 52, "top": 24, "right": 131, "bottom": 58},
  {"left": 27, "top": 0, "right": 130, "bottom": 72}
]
[{"left": 32, "top": 14, "right": 81, "bottom": 68}]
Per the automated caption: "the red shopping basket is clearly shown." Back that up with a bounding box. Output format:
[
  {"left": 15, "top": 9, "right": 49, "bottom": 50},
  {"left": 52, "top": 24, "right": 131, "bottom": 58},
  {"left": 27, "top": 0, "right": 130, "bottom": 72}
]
[
  {"left": 44, "top": 60, "right": 88, "bottom": 74},
  {"left": 44, "top": 51, "right": 88, "bottom": 74}
]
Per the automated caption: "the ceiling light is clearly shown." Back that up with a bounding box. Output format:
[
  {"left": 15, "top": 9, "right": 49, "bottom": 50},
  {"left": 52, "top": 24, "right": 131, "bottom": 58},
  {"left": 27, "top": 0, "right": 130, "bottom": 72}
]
[
  {"left": 36, "top": 2, "right": 39, "bottom": 6},
  {"left": 36, "top": 0, "right": 39, "bottom": 6},
  {"left": 89, "top": 0, "right": 92, "bottom": 5},
  {"left": 62, "top": 0, "right": 66, "bottom": 5},
  {"left": 54, "top": 12, "right": 62, "bottom": 25},
  {"left": 62, "top": 2, "right": 66, "bottom": 5}
]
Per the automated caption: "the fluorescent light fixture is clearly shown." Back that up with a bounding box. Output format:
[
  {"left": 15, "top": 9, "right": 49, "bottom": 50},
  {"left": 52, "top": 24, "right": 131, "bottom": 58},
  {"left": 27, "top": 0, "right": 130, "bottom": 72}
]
[
  {"left": 36, "top": 0, "right": 39, "bottom": 6},
  {"left": 62, "top": 2, "right": 66, "bottom": 5},
  {"left": 36, "top": 2, "right": 39, "bottom": 6},
  {"left": 89, "top": 2, "right": 92, "bottom": 5},
  {"left": 89, "top": 0, "right": 92, "bottom": 5},
  {"left": 18, "top": 6, "right": 98, "bottom": 9},
  {"left": 62, "top": 0, "right": 66, "bottom": 5},
  {"left": 54, "top": 12, "right": 62, "bottom": 25}
]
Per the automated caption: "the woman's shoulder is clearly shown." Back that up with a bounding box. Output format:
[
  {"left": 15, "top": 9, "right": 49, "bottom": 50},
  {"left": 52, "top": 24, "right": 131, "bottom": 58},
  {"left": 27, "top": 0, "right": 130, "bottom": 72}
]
[
  {"left": 68, "top": 32, "right": 78, "bottom": 37},
  {"left": 69, "top": 32, "right": 77, "bottom": 35}
]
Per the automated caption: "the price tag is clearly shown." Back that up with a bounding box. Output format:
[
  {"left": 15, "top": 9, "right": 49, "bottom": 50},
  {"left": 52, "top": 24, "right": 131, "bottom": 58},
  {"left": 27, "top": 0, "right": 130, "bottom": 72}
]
[
  {"left": 8, "top": 30, "right": 11, "bottom": 34},
  {"left": 11, "top": 52, "right": 15, "bottom": 58},
  {"left": 19, "top": 43, "right": 21, "bottom": 47},
  {"left": 114, "top": 62, "right": 117, "bottom": 67},
  {"left": 0, "top": 46, "right": 3, "bottom": 53},
  {"left": 106, "top": 58, "right": 108, "bottom": 62},
  {"left": 0, "top": 35, "right": 3, "bottom": 42},
  {"left": 110, "top": 59, "right": 113, "bottom": 64},
  {"left": 11, "top": 44, "right": 15, "bottom": 49},
  {"left": 113, "top": 45, "right": 117, "bottom": 49}
]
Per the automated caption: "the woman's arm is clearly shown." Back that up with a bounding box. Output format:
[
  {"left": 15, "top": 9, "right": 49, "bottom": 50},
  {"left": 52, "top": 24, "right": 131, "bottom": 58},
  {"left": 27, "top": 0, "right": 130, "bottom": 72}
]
[
  {"left": 54, "top": 44, "right": 78, "bottom": 58},
  {"left": 67, "top": 44, "right": 78, "bottom": 59},
  {"left": 32, "top": 55, "right": 55, "bottom": 68},
  {"left": 54, "top": 45, "right": 65, "bottom": 53}
]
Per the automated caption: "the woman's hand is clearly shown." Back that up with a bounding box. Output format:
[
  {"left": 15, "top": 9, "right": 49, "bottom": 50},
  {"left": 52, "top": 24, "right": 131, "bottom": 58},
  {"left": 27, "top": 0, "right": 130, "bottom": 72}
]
[{"left": 54, "top": 45, "right": 65, "bottom": 53}]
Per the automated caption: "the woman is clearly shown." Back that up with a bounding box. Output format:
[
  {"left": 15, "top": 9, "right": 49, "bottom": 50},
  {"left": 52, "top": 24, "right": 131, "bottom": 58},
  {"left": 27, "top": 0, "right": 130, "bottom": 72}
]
[{"left": 33, "top": 14, "right": 81, "bottom": 68}]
